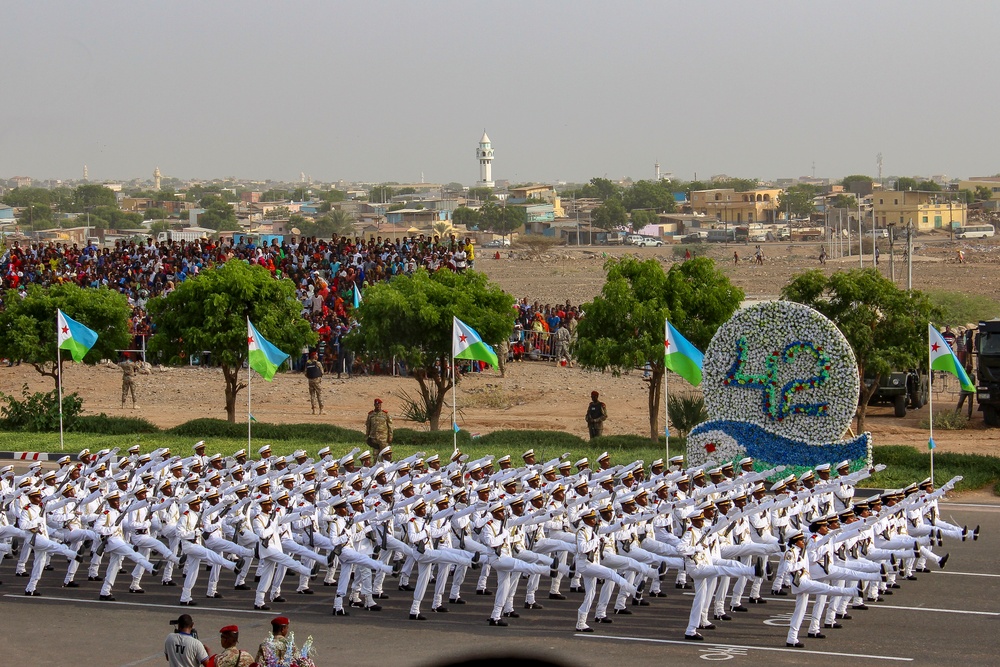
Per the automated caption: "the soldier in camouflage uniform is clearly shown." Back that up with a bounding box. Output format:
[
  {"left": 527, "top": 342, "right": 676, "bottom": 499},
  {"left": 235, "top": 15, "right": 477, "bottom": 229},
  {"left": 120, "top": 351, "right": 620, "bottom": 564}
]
[
  {"left": 119, "top": 353, "right": 139, "bottom": 409},
  {"left": 365, "top": 398, "right": 393, "bottom": 449},
  {"left": 304, "top": 350, "right": 325, "bottom": 415},
  {"left": 585, "top": 391, "right": 607, "bottom": 439}
]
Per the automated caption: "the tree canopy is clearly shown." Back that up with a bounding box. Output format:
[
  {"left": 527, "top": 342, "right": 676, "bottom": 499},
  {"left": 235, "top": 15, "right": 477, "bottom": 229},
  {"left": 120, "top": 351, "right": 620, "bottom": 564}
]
[
  {"left": 629, "top": 209, "right": 659, "bottom": 233},
  {"left": 147, "top": 260, "right": 316, "bottom": 422},
  {"left": 451, "top": 206, "right": 481, "bottom": 230},
  {"left": 574, "top": 257, "right": 744, "bottom": 439},
  {"left": 197, "top": 196, "right": 239, "bottom": 231},
  {"left": 480, "top": 202, "right": 522, "bottom": 239},
  {"left": 778, "top": 184, "right": 820, "bottom": 217},
  {"left": 623, "top": 180, "right": 677, "bottom": 213},
  {"left": 347, "top": 269, "right": 514, "bottom": 430},
  {"left": 781, "top": 268, "right": 937, "bottom": 431},
  {"left": 0, "top": 283, "right": 132, "bottom": 389},
  {"left": 591, "top": 198, "right": 627, "bottom": 231}
]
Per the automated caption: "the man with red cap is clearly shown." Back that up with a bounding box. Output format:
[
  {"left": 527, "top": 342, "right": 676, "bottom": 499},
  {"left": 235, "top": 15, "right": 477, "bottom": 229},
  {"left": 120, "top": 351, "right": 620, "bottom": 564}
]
[
  {"left": 209, "top": 625, "right": 253, "bottom": 667},
  {"left": 256, "top": 616, "right": 291, "bottom": 665},
  {"left": 585, "top": 391, "right": 607, "bottom": 439},
  {"left": 365, "top": 398, "right": 393, "bottom": 450}
]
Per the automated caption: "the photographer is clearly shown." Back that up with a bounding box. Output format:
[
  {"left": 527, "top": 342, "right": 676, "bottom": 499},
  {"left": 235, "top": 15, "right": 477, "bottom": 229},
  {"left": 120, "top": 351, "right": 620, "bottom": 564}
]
[{"left": 165, "top": 614, "right": 209, "bottom": 667}]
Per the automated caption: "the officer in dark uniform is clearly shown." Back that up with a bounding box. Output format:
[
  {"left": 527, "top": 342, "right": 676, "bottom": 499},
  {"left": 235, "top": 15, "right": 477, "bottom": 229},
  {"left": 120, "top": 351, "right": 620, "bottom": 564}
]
[
  {"left": 304, "top": 350, "right": 324, "bottom": 415},
  {"left": 585, "top": 391, "right": 607, "bottom": 439}
]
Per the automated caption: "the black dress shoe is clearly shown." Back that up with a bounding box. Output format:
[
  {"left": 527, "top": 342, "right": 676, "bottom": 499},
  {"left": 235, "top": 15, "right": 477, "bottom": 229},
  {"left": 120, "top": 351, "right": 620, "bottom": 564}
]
[
  {"left": 905, "top": 575, "right": 918, "bottom": 581},
  {"left": 398, "top": 584, "right": 415, "bottom": 592},
  {"left": 179, "top": 601, "right": 196, "bottom": 606},
  {"left": 525, "top": 602, "right": 544, "bottom": 610},
  {"left": 648, "top": 591, "right": 666, "bottom": 598},
  {"left": 207, "top": 593, "right": 223, "bottom": 599},
  {"left": 25, "top": 590, "right": 41, "bottom": 596},
  {"left": 595, "top": 616, "right": 613, "bottom": 624},
  {"left": 162, "top": 580, "right": 177, "bottom": 586},
  {"left": 502, "top": 611, "right": 520, "bottom": 618},
  {"left": 773, "top": 589, "right": 788, "bottom": 596},
  {"left": 699, "top": 623, "right": 716, "bottom": 630},
  {"left": 570, "top": 586, "right": 583, "bottom": 593},
  {"left": 732, "top": 605, "right": 749, "bottom": 612},
  {"left": 365, "top": 604, "right": 382, "bottom": 612},
  {"left": 87, "top": 576, "right": 99, "bottom": 581},
  {"left": 254, "top": 575, "right": 261, "bottom": 582},
  {"left": 44, "top": 565, "right": 54, "bottom": 571},
  {"left": 63, "top": 581, "right": 80, "bottom": 588},
  {"left": 129, "top": 588, "right": 145, "bottom": 594},
  {"left": 684, "top": 633, "right": 704, "bottom": 641},
  {"left": 549, "top": 593, "right": 567, "bottom": 600},
  {"left": 748, "top": 597, "right": 767, "bottom": 604},
  {"left": 939, "top": 553, "right": 950, "bottom": 570},
  {"left": 297, "top": 589, "right": 314, "bottom": 595},
  {"left": 889, "top": 583, "right": 901, "bottom": 589},
  {"left": 488, "top": 618, "right": 507, "bottom": 626},
  {"left": 476, "top": 588, "right": 493, "bottom": 595},
  {"left": 272, "top": 596, "right": 286, "bottom": 603},
  {"left": 449, "top": 598, "right": 466, "bottom": 604},
  {"left": 255, "top": 604, "right": 271, "bottom": 611},
  {"left": 409, "top": 614, "right": 427, "bottom": 621},
  {"left": 234, "top": 584, "right": 251, "bottom": 591},
  {"left": 373, "top": 592, "right": 390, "bottom": 599},
  {"left": 786, "top": 642, "right": 804, "bottom": 648},
  {"left": 823, "top": 622, "right": 843, "bottom": 629},
  {"left": 576, "top": 626, "right": 594, "bottom": 633},
  {"left": 99, "top": 595, "right": 116, "bottom": 601},
  {"left": 323, "top": 582, "right": 336, "bottom": 586},
  {"left": 632, "top": 597, "right": 650, "bottom": 606},
  {"left": 713, "top": 614, "right": 732, "bottom": 621},
  {"left": 432, "top": 606, "right": 449, "bottom": 613},
  {"left": 808, "top": 632, "right": 826, "bottom": 639},
  {"left": 332, "top": 608, "right": 348, "bottom": 616},
  {"left": 675, "top": 582, "right": 686, "bottom": 589},
  {"left": 838, "top": 613, "right": 854, "bottom": 619},
  {"left": 614, "top": 608, "right": 632, "bottom": 615}
]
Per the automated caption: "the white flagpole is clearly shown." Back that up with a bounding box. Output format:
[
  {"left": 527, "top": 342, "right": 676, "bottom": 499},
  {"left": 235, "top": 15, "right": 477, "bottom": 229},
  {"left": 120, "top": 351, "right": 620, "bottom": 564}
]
[
  {"left": 452, "top": 351, "right": 457, "bottom": 454},
  {"left": 928, "top": 332, "right": 934, "bottom": 484},
  {"left": 57, "top": 344, "right": 64, "bottom": 451},
  {"left": 247, "top": 318, "right": 252, "bottom": 450},
  {"left": 664, "top": 319, "right": 670, "bottom": 461}
]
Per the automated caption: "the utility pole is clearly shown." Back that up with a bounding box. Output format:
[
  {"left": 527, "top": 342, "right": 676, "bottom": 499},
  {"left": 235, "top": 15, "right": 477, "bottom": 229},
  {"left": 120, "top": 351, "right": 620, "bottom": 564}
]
[
  {"left": 906, "top": 219, "right": 913, "bottom": 290},
  {"left": 888, "top": 223, "right": 896, "bottom": 283}
]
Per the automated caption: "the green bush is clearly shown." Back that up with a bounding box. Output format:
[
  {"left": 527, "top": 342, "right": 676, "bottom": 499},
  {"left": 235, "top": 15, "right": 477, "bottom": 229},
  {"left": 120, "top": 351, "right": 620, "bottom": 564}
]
[
  {"left": 393, "top": 428, "right": 472, "bottom": 448},
  {"left": 0, "top": 384, "right": 83, "bottom": 432},
  {"left": 667, "top": 395, "right": 709, "bottom": 438},
  {"left": 870, "top": 445, "right": 1000, "bottom": 492},
  {"left": 927, "top": 290, "right": 1000, "bottom": 327},
  {"left": 166, "top": 419, "right": 364, "bottom": 443},
  {"left": 477, "top": 429, "right": 585, "bottom": 451},
  {"left": 71, "top": 414, "right": 160, "bottom": 435},
  {"left": 918, "top": 412, "right": 969, "bottom": 430}
]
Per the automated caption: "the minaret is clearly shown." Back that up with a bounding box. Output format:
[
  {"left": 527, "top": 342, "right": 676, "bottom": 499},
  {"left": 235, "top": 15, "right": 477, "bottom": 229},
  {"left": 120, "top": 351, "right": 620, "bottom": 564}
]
[
  {"left": 476, "top": 130, "right": 495, "bottom": 188},
  {"left": 655, "top": 160, "right": 661, "bottom": 181},
  {"left": 83, "top": 165, "right": 89, "bottom": 182},
  {"left": 154, "top": 167, "right": 162, "bottom": 191}
]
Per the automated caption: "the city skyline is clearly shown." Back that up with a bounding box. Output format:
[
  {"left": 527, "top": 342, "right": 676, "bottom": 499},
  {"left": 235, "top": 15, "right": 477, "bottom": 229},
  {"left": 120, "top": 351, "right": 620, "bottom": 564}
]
[{"left": 3, "top": 1, "right": 998, "bottom": 184}]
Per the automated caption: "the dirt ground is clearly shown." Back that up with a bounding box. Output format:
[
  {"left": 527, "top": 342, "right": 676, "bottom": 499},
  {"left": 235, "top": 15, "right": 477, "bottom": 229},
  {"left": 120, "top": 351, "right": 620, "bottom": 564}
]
[{"left": 2, "top": 234, "right": 997, "bottom": 455}]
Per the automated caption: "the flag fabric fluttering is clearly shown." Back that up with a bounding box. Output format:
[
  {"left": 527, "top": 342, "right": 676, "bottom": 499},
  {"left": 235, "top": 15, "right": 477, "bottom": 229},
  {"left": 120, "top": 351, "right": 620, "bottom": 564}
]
[
  {"left": 353, "top": 283, "right": 363, "bottom": 309},
  {"left": 57, "top": 309, "right": 99, "bottom": 362},
  {"left": 929, "top": 324, "right": 975, "bottom": 393},
  {"left": 452, "top": 317, "right": 499, "bottom": 369},
  {"left": 664, "top": 320, "right": 704, "bottom": 386},
  {"left": 247, "top": 319, "right": 290, "bottom": 381}
]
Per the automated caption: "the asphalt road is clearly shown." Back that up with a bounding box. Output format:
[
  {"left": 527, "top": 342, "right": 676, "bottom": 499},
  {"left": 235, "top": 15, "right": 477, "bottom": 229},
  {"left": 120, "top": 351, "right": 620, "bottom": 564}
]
[{"left": 2, "top": 500, "right": 997, "bottom": 667}]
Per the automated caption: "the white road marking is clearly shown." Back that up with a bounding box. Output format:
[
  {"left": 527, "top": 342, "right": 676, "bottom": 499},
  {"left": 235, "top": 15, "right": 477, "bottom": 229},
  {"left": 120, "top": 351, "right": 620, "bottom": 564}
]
[
  {"left": 929, "top": 570, "right": 1000, "bottom": 578},
  {"left": 939, "top": 503, "right": 1000, "bottom": 510},
  {"left": 682, "top": 592, "right": 1000, "bottom": 615},
  {"left": 577, "top": 634, "right": 913, "bottom": 662},
  {"left": 3, "top": 594, "right": 276, "bottom": 615}
]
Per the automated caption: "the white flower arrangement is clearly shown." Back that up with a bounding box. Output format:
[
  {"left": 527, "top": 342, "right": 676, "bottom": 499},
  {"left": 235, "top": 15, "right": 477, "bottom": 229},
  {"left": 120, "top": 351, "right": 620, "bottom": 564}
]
[{"left": 700, "top": 300, "right": 859, "bottom": 444}]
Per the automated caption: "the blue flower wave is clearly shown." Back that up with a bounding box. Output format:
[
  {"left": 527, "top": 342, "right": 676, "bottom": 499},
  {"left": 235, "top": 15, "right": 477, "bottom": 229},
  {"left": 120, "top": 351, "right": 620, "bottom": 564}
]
[{"left": 689, "top": 419, "right": 871, "bottom": 467}]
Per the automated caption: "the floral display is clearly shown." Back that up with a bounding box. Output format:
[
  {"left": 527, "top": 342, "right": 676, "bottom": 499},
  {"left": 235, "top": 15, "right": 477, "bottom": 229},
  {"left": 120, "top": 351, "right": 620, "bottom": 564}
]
[
  {"left": 257, "top": 632, "right": 316, "bottom": 667},
  {"left": 688, "top": 300, "right": 870, "bottom": 473}
]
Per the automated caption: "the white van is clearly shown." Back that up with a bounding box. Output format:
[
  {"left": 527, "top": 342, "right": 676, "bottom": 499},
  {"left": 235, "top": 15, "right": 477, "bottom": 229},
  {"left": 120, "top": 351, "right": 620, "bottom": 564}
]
[{"left": 956, "top": 224, "right": 995, "bottom": 239}]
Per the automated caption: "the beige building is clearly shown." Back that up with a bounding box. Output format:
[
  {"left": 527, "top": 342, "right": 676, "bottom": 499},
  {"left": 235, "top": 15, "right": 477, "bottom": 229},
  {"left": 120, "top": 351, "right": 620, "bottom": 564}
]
[
  {"left": 689, "top": 188, "right": 781, "bottom": 224},
  {"left": 959, "top": 177, "right": 1000, "bottom": 201},
  {"left": 872, "top": 191, "right": 967, "bottom": 232}
]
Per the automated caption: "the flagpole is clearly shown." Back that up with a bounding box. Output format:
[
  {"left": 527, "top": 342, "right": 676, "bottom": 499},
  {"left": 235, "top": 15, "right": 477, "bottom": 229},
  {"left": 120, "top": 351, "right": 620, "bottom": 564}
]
[
  {"left": 248, "top": 365, "right": 252, "bottom": 450},
  {"left": 663, "top": 363, "right": 669, "bottom": 462},
  {"left": 57, "top": 344, "right": 64, "bottom": 451},
  {"left": 928, "top": 333, "right": 934, "bottom": 484},
  {"left": 451, "top": 350, "right": 457, "bottom": 454}
]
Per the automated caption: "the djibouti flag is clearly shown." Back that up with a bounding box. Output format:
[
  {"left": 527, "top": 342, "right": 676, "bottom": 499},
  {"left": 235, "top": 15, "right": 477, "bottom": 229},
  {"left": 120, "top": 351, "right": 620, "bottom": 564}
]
[
  {"left": 57, "top": 309, "right": 98, "bottom": 362},
  {"left": 248, "top": 318, "right": 289, "bottom": 381},
  {"left": 929, "top": 324, "right": 974, "bottom": 392},
  {"left": 353, "top": 282, "right": 363, "bottom": 309},
  {"left": 453, "top": 316, "right": 499, "bottom": 369},
  {"left": 664, "top": 320, "right": 704, "bottom": 386}
]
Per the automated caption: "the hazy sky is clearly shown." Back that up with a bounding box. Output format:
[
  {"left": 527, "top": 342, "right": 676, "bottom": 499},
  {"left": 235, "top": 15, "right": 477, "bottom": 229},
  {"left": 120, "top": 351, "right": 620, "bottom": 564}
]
[{"left": 4, "top": 1, "right": 998, "bottom": 185}]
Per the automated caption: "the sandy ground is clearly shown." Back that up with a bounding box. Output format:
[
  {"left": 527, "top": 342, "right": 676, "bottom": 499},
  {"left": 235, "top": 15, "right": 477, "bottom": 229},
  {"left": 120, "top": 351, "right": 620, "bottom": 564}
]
[
  {"left": 2, "top": 353, "right": 995, "bottom": 456},
  {"left": 2, "top": 235, "right": 998, "bottom": 454}
]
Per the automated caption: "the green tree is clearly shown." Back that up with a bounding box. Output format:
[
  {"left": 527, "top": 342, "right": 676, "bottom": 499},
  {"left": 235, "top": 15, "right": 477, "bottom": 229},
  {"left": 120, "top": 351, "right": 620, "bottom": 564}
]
[
  {"left": 623, "top": 180, "right": 677, "bottom": 213},
  {"left": 629, "top": 209, "right": 659, "bottom": 233},
  {"left": 713, "top": 177, "right": 759, "bottom": 192},
  {"left": 841, "top": 174, "right": 874, "bottom": 191},
  {"left": 916, "top": 180, "right": 942, "bottom": 192},
  {"left": 320, "top": 189, "right": 346, "bottom": 203},
  {"left": 480, "top": 202, "right": 522, "bottom": 241},
  {"left": 829, "top": 194, "right": 858, "bottom": 210},
  {"left": 451, "top": 206, "right": 481, "bottom": 230},
  {"left": 2, "top": 187, "right": 52, "bottom": 208},
  {"left": 73, "top": 184, "right": 117, "bottom": 210},
  {"left": 0, "top": 283, "right": 132, "bottom": 390},
  {"left": 17, "top": 202, "right": 54, "bottom": 229},
  {"left": 591, "top": 198, "right": 628, "bottom": 231},
  {"left": 197, "top": 197, "right": 239, "bottom": 231},
  {"left": 147, "top": 260, "right": 316, "bottom": 422},
  {"left": 779, "top": 184, "right": 820, "bottom": 217},
  {"left": 347, "top": 269, "right": 514, "bottom": 430},
  {"left": 144, "top": 207, "right": 170, "bottom": 221},
  {"left": 781, "top": 268, "right": 937, "bottom": 432},
  {"left": 574, "top": 257, "right": 743, "bottom": 440},
  {"left": 580, "top": 177, "right": 622, "bottom": 201},
  {"left": 150, "top": 220, "right": 171, "bottom": 235},
  {"left": 369, "top": 185, "right": 395, "bottom": 203},
  {"left": 974, "top": 186, "right": 993, "bottom": 202},
  {"left": 895, "top": 177, "right": 918, "bottom": 191}
]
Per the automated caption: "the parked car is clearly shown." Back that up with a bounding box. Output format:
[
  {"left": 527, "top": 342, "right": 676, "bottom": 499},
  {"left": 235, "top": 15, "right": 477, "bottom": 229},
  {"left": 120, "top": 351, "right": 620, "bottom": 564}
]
[
  {"left": 633, "top": 237, "right": 663, "bottom": 247},
  {"left": 681, "top": 231, "right": 708, "bottom": 243}
]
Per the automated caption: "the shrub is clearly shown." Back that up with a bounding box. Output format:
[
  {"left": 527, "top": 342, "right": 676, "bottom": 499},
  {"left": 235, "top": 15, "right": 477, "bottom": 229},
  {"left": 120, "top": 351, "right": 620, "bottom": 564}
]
[
  {"left": 667, "top": 395, "right": 708, "bottom": 438},
  {"left": 918, "top": 412, "right": 969, "bottom": 430},
  {"left": 166, "top": 419, "right": 363, "bottom": 443},
  {"left": 0, "top": 384, "right": 83, "bottom": 432},
  {"left": 71, "top": 414, "right": 160, "bottom": 435},
  {"left": 477, "top": 429, "right": 585, "bottom": 451},
  {"left": 394, "top": 428, "right": 471, "bottom": 448}
]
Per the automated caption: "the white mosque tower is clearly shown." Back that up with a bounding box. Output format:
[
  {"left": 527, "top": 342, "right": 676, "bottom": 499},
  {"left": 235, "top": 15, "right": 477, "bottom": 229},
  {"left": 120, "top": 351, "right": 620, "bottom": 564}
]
[
  {"left": 154, "top": 166, "right": 162, "bottom": 191},
  {"left": 476, "top": 130, "right": 495, "bottom": 188}
]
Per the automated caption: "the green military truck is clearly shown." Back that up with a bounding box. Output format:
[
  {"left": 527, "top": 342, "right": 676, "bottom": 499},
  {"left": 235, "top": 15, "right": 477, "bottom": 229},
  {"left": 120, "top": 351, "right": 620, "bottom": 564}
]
[
  {"left": 976, "top": 319, "right": 1000, "bottom": 426},
  {"left": 864, "top": 370, "right": 928, "bottom": 418}
]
